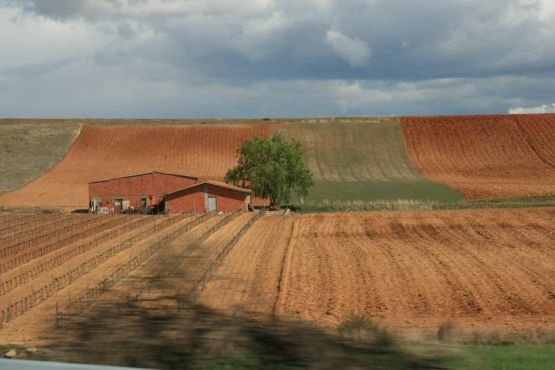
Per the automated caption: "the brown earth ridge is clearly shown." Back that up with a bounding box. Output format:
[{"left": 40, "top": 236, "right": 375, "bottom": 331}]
[{"left": 400, "top": 113, "right": 555, "bottom": 199}]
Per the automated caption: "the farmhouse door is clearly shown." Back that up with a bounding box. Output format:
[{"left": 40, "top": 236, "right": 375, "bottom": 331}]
[{"left": 208, "top": 197, "right": 217, "bottom": 212}]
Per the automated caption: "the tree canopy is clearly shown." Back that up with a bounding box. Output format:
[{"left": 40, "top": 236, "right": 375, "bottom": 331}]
[{"left": 225, "top": 134, "right": 313, "bottom": 208}]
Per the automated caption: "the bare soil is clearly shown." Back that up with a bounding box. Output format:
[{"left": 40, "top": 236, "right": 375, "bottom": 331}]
[
  {"left": 400, "top": 114, "right": 555, "bottom": 199},
  {"left": 200, "top": 208, "right": 555, "bottom": 334}
]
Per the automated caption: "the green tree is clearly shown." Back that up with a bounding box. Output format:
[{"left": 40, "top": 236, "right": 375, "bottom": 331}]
[{"left": 225, "top": 134, "right": 313, "bottom": 208}]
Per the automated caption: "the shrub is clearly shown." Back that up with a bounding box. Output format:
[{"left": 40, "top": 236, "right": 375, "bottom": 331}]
[
  {"left": 437, "top": 320, "right": 462, "bottom": 342},
  {"left": 337, "top": 314, "right": 393, "bottom": 347}
]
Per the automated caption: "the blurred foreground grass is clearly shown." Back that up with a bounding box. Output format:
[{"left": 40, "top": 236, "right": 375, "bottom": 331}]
[
  {"left": 9, "top": 290, "right": 554, "bottom": 369},
  {"left": 444, "top": 344, "right": 555, "bottom": 370}
]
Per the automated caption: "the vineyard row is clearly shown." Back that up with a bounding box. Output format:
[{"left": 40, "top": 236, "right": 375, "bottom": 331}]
[
  {"left": 55, "top": 212, "right": 216, "bottom": 326},
  {"left": 0, "top": 217, "right": 157, "bottom": 296},
  {"left": 57, "top": 211, "right": 261, "bottom": 325},
  {"left": 0, "top": 213, "right": 61, "bottom": 234},
  {"left": 0, "top": 216, "right": 133, "bottom": 272},
  {"left": 0, "top": 213, "right": 201, "bottom": 326},
  {"left": 188, "top": 212, "right": 264, "bottom": 300},
  {"left": 0, "top": 214, "right": 94, "bottom": 246},
  {"left": 0, "top": 215, "right": 126, "bottom": 259}
]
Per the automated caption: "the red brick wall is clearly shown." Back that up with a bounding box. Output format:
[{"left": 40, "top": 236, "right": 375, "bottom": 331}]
[
  {"left": 166, "top": 187, "right": 205, "bottom": 213},
  {"left": 165, "top": 184, "right": 249, "bottom": 213},
  {"left": 206, "top": 184, "right": 249, "bottom": 212},
  {"left": 89, "top": 173, "right": 198, "bottom": 198}
]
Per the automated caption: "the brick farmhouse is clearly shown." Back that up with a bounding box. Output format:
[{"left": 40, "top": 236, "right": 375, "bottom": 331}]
[{"left": 88, "top": 171, "right": 251, "bottom": 214}]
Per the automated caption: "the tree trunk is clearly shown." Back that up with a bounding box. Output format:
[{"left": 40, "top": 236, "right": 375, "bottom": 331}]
[{"left": 269, "top": 196, "right": 280, "bottom": 211}]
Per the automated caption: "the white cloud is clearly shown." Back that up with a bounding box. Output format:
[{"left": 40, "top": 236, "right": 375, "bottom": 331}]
[
  {"left": 333, "top": 81, "right": 392, "bottom": 111},
  {"left": 325, "top": 30, "right": 371, "bottom": 67},
  {"left": 509, "top": 103, "right": 555, "bottom": 114},
  {"left": 0, "top": 6, "right": 108, "bottom": 70},
  {"left": 231, "top": 12, "right": 293, "bottom": 62}
]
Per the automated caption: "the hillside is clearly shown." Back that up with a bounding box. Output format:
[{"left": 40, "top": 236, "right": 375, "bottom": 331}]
[
  {"left": 2, "top": 114, "right": 555, "bottom": 210},
  {"left": 513, "top": 113, "right": 555, "bottom": 167},
  {"left": 0, "top": 117, "right": 463, "bottom": 210},
  {"left": 0, "top": 124, "right": 268, "bottom": 209},
  {"left": 0, "top": 121, "right": 81, "bottom": 196},
  {"left": 401, "top": 114, "right": 555, "bottom": 199},
  {"left": 275, "top": 117, "right": 462, "bottom": 208}
]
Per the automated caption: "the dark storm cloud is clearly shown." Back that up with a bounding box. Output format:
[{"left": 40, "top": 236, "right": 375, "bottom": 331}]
[{"left": 1, "top": 0, "right": 554, "bottom": 116}]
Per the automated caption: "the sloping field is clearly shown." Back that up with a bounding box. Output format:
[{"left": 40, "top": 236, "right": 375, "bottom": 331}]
[
  {"left": 201, "top": 208, "right": 555, "bottom": 333},
  {"left": 275, "top": 117, "right": 462, "bottom": 207},
  {"left": 401, "top": 114, "right": 555, "bottom": 199},
  {"left": 513, "top": 113, "right": 555, "bottom": 168},
  {"left": 0, "top": 124, "right": 268, "bottom": 209},
  {"left": 3, "top": 114, "right": 554, "bottom": 209},
  {"left": 0, "top": 122, "right": 81, "bottom": 196}
]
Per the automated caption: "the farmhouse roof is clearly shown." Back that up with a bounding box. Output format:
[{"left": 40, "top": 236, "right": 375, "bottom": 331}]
[
  {"left": 89, "top": 171, "right": 204, "bottom": 184},
  {"left": 166, "top": 180, "right": 252, "bottom": 196}
]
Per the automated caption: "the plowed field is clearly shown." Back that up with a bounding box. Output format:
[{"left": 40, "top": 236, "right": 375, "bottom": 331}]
[
  {"left": 401, "top": 114, "right": 555, "bottom": 199},
  {"left": 201, "top": 208, "right": 555, "bottom": 333},
  {"left": 0, "top": 124, "right": 268, "bottom": 208},
  {"left": 513, "top": 113, "right": 555, "bottom": 168}
]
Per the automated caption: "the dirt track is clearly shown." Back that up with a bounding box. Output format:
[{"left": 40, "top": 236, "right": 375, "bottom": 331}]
[
  {"left": 201, "top": 208, "right": 555, "bottom": 333},
  {"left": 400, "top": 114, "right": 555, "bottom": 199},
  {"left": 0, "top": 124, "right": 268, "bottom": 208}
]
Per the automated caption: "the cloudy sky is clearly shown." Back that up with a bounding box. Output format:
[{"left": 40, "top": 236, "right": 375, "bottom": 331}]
[{"left": 1, "top": 0, "right": 555, "bottom": 118}]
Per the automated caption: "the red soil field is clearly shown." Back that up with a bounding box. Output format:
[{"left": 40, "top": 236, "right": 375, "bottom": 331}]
[
  {"left": 201, "top": 208, "right": 555, "bottom": 333},
  {"left": 400, "top": 114, "right": 555, "bottom": 199},
  {"left": 513, "top": 113, "right": 555, "bottom": 168},
  {"left": 0, "top": 124, "right": 268, "bottom": 209}
]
